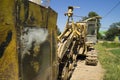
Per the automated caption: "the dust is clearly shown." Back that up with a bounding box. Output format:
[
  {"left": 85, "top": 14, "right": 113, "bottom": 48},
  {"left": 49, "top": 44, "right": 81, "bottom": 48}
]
[{"left": 21, "top": 27, "right": 48, "bottom": 58}]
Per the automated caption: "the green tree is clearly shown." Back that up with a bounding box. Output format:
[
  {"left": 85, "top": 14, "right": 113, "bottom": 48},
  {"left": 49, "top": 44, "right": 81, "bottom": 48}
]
[
  {"left": 57, "top": 26, "right": 61, "bottom": 36},
  {"left": 88, "top": 11, "right": 99, "bottom": 18},
  {"left": 105, "top": 22, "right": 120, "bottom": 41},
  {"left": 81, "top": 16, "right": 88, "bottom": 21}
]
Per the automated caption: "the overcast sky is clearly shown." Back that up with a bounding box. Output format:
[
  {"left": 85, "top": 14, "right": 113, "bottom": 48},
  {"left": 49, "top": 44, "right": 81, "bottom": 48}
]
[{"left": 50, "top": 0, "right": 120, "bottom": 31}]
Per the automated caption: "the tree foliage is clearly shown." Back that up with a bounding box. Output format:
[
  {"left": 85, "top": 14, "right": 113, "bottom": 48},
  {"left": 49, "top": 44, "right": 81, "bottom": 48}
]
[
  {"left": 81, "top": 16, "right": 88, "bottom": 21},
  {"left": 105, "top": 22, "right": 120, "bottom": 41},
  {"left": 88, "top": 12, "right": 99, "bottom": 18},
  {"left": 57, "top": 26, "right": 61, "bottom": 36}
]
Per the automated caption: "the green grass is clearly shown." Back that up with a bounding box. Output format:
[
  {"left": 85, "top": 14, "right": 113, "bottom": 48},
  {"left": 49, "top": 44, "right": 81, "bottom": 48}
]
[
  {"left": 95, "top": 43, "right": 120, "bottom": 80},
  {"left": 110, "top": 49, "right": 120, "bottom": 55},
  {"left": 101, "top": 42, "right": 120, "bottom": 48}
]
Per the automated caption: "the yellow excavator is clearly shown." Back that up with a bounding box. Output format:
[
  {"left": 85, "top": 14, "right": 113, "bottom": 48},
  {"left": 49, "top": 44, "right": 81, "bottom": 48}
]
[
  {"left": 0, "top": 0, "right": 101, "bottom": 79},
  {"left": 57, "top": 6, "right": 101, "bottom": 80}
]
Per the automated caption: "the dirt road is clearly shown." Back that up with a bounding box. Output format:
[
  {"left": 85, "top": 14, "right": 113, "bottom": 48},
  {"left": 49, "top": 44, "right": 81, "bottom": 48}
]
[{"left": 70, "top": 60, "right": 104, "bottom": 80}]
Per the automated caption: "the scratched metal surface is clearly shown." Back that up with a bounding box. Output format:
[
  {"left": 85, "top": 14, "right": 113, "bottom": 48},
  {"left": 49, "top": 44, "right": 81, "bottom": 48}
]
[{"left": 0, "top": 0, "right": 58, "bottom": 80}]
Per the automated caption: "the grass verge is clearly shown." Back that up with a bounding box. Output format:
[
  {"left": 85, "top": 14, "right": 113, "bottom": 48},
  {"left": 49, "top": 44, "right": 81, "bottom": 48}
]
[
  {"left": 95, "top": 43, "right": 120, "bottom": 80},
  {"left": 101, "top": 41, "right": 120, "bottom": 48}
]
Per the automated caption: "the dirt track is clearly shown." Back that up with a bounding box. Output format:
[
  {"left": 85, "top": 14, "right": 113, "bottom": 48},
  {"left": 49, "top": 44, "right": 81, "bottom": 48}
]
[{"left": 70, "top": 60, "right": 104, "bottom": 80}]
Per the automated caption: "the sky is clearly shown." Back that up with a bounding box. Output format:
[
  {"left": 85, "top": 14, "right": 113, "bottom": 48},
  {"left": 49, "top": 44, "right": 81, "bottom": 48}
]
[{"left": 49, "top": 0, "right": 120, "bottom": 32}]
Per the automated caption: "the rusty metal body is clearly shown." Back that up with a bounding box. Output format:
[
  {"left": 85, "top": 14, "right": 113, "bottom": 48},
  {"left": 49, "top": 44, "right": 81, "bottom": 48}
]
[
  {"left": 57, "top": 6, "right": 101, "bottom": 79},
  {"left": 57, "top": 7, "right": 87, "bottom": 79},
  {"left": 0, "top": 0, "right": 58, "bottom": 80}
]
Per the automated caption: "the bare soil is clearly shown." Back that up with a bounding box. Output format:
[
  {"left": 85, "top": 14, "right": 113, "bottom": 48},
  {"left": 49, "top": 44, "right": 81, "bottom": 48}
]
[{"left": 70, "top": 60, "right": 104, "bottom": 80}]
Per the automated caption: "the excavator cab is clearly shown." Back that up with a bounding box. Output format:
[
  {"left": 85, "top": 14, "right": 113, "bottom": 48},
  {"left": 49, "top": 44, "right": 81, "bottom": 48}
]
[{"left": 87, "top": 21, "right": 98, "bottom": 44}]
